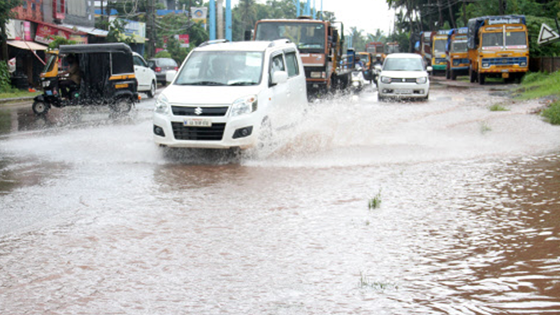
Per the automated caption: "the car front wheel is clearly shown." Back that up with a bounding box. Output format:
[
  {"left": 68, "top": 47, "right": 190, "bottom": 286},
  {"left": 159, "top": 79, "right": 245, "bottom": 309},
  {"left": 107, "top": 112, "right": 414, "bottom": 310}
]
[{"left": 32, "top": 101, "right": 49, "bottom": 115}]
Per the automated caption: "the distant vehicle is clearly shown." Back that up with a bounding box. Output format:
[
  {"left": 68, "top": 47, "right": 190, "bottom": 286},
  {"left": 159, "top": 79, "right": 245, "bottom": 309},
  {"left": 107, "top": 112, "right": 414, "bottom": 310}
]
[
  {"left": 366, "top": 42, "right": 386, "bottom": 60},
  {"left": 377, "top": 53, "right": 431, "bottom": 101},
  {"left": 132, "top": 52, "right": 157, "bottom": 98},
  {"left": 417, "top": 31, "right": 435, "bottom": 67},
  {"left": 32, "top": 43, "right": 139, "bottom": 115},
  {"left": 254, "top": 16, "right": 352, "bottom": 95},
  {"left": 153, "top": 39, "right": 308, "bottom": 150},
  {"left": 467, "top": 15, "right": 529, "bottom": 84},
  {"left": 385, "top": 41, "right": 400, "bottom": 55},
  {"left": 357, "top": 52, "right": 374, "bottom": 82},
  {"left": 446, "top": 27, "right": 469, "bottom": 80},
  {"left": 148, "top": 57, "right": 178, "bottom": 86},
  {"left": 431, "top": 30, "right": 451, "bottom": 75}
]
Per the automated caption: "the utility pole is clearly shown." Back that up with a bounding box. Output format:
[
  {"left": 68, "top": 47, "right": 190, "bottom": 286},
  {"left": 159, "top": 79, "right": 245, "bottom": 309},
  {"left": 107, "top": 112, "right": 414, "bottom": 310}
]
[
  {"left": 217, "top": 0, "right": 224, "bottom": 39},
  {"left": 209, "top": 0, "right": 216, "bottom": 40},
  {"left": 147, "top": 0, "right": 156, "bottom": 57}
]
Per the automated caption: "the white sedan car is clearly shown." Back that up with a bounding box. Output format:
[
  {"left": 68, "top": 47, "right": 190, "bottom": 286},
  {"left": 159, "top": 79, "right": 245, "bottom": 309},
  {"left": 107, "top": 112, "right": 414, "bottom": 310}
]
[{"left": 377, "top": 53, "right": 431, "bottom": 101}]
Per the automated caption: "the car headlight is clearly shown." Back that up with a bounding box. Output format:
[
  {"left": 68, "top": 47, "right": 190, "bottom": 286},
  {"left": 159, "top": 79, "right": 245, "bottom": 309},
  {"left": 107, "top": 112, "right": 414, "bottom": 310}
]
[
  {"left": 154, "top": 94, "right": 170, "bottom": 114},
  {"left": 520, "top": 62, "right": 527, "bottom": 67},
  {"left": 416, "top": 77, "right": 427, "bottom": 84},
  {"left": 380, "top": 76, "right": 392, "bottom": 83},
  {"left": 231, "top": 95, "right": 257, "bottom": 117},
  {"left": 482, "top": 63, "right": 490, "bottom": 68},
  {"left": 42, "top": 80, "right": 50, "bottom": 88}
]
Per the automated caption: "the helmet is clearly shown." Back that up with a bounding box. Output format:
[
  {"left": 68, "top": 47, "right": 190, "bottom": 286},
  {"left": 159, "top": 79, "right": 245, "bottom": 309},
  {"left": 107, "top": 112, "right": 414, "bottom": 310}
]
[{"left": 376, "top": 54, "right": 382, "bottom": 59}]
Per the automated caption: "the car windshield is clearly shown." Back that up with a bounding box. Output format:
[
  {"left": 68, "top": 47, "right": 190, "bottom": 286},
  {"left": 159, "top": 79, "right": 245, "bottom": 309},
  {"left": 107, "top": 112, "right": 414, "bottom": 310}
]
[
  {"left": 383, "top": 57, "right": 424, "bottom": 71},
  {"left": 174, "top": 51, "right": 263, "bottom": 86},
  {"left": 452, "top": 40, "right": 468, "bottom": 52}
]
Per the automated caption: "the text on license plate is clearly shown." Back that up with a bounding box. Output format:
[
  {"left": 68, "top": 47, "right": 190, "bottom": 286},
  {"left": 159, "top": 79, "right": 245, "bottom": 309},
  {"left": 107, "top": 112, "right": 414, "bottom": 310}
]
[
  {"left": 184, "top": 119, "right": 212, "bottom": 127},
  {"left": 396, "top": 89, "right": 413, "bottom": 94}
]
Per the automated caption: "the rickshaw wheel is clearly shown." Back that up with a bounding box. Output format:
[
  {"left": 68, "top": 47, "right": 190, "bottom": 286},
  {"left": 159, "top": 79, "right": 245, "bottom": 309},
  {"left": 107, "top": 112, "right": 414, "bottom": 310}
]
[
  {"left": 32, "top": 101, "right": 49, "bottom": 115},
  {"left": 147, "top": 81, "right": 156, "bottom": 98},
  {"left": 110, "top": 97, "right": 134, "bottom": 113}
]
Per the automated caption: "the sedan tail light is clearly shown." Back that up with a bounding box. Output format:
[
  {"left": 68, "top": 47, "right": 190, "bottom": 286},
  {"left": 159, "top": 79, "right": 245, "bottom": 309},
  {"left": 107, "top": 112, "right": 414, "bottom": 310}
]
[
  {"left": 155, "top": 67, "right": 162, "bottom": 72},
  {"left": 174, "top": 67, "right": 178, "bottom": 71}
]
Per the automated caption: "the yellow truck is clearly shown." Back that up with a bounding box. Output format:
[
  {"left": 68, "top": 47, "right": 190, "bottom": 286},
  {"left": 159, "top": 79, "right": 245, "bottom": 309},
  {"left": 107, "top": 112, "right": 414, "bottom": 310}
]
[
  {"left": 445, "top": 27, "right": 469, "bottom": 80},
  {"left": 467, "top": 15, "right": 529, "bottom": 84},
  {"left": 431, "top": 30, "right": 450, "bottom": 75}
]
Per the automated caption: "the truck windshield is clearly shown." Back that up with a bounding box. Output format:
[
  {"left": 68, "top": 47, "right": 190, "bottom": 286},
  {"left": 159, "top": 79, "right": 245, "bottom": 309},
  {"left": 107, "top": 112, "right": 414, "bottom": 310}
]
[
  {"left": 451, "top": 40, "right": 468, "bottom": 52},
  {"left": 376, "top": 46, "right": 384, "bottom": 53},
  {"left": 482, "top": 32, "right": 504, "bottom": 47},
  {"left": 42, "top": 53, "right": 58, "bottom": 73},
  {"left": 433, "top": 39, "right": 447, "bottom": 53},
  {"left": 505, "top": 31, "right": 527, "bottom": 46},
  {"left": 174, "top": 51, "right": 263, "bottom": 86},
  {"left": 256, "top": 22, "right": 325, "bottom": 53}
]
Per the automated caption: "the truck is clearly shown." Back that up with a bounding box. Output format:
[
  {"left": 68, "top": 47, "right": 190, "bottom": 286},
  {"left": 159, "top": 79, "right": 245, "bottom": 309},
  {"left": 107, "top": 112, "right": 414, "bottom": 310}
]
[
  {"left": 418, "top": 31, "right": 435, "bottom": 67},
  {"left": 445, "top": 27, "right": 469, "bottom": 80},
  {"left": 431, "top": 30, "right": 451, "bottom": 75},
  {"left": 385, "top": 41, "right": 400, "bottom": 55},
  {"left": 366, "top": 42, "right": 385, "bottom": 59},
  {"left": 467, "top": 15, "right": 529, "bottom": 84},
  {"left": 254, "top": 16, "right": 353, "bottom": 94}
]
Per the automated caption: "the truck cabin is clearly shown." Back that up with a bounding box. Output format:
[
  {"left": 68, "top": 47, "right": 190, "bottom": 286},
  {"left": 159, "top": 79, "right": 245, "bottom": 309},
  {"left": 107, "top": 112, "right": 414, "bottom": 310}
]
[
  {"left": 480, "top": 25, "right": 527, "bottom": 50},
  {"left": 254, "top": 20, "right": 328, "bottom": 54}
]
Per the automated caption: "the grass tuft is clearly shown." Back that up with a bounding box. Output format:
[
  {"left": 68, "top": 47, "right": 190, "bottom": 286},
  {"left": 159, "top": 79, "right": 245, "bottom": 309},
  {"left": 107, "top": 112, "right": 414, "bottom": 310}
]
[
  {"left": 489, "top": 104, "right": 509, "bottom": 111},
  {"left": 368, "top": 189, "right": 382, "bottom": 210},
  {"left": 358, "top": 272, "right": 397, "bottom": 291},
  {"left": 541, "top": 100, "right": 560, "bottom": 125},
  {"left": 480, "top": 121, "right": 492, "bottom": 134}
]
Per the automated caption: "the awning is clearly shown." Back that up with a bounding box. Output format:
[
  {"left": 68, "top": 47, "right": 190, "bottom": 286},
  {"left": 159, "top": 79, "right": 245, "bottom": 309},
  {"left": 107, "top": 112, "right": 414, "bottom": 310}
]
[
  {"left": 60, "top": 24, "right": 109, "bottom": 37},
  {"left": 7, "top": 40, "right": 48, "bottom": 51}
]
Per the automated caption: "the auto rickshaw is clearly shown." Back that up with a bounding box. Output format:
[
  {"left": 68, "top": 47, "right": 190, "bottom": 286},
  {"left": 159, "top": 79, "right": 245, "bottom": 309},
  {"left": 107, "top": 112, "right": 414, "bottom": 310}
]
[
  {"left": 32, "top": 43, "right": 139, "bottom": 115},
  {"left": 357, "top": 52, "right": 374, "bottom": 82}
]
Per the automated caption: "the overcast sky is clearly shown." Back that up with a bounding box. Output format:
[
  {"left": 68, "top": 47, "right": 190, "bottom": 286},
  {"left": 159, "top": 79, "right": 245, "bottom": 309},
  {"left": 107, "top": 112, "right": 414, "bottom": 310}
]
[{"left": 229, "top": 0, "right": 396, "bottom": 37}]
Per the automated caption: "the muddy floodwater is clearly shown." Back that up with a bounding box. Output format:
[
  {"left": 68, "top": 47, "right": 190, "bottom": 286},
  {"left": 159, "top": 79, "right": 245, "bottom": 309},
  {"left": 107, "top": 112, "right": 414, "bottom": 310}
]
[{"left": 1, "top": 84, "right": 560, "bottom": 314}]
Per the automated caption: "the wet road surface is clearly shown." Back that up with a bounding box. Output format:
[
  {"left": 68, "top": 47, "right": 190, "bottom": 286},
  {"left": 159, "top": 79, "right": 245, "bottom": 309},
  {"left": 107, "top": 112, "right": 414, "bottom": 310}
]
[{"left": 1, "top": 81, "right": 560, "bottom": 314}]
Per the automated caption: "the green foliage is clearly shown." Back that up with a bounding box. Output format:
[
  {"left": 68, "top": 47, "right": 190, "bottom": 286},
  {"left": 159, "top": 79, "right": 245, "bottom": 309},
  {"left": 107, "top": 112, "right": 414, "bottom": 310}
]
[
  {"left": 542, "top": 100, "right": 560, "bottom": 125},
  {"left": 105, "top": 18, "right": 137, "bottom": 45},
  {"left": 368, "top": 190, "right": 382, "bottom": 210},
  {"left": 155, "top": 50, "right": 172, "bottom": 58},
  {"left": 521, "top": 71, "right": 549, "bottom": 84},
  {"left": 516, "top": 70, "right": 560, "bottom": 100},
  {"left": 0, "top": 61, "right": 12, "bottom": 92},
  {"left": 489, "top": 104, "right": 509, "bottom": 111},
  {"left": 526, "top": 15, "right": 560, "bottom": 57},
  {"left": 47, "top": 36, "right": 77, "bottom": 49}
]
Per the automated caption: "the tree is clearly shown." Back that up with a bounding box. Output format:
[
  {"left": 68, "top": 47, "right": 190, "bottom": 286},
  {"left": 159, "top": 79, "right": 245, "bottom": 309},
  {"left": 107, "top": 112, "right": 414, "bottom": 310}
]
[{"left": 0, "top": 0, "right": 21, "bottom": 61}]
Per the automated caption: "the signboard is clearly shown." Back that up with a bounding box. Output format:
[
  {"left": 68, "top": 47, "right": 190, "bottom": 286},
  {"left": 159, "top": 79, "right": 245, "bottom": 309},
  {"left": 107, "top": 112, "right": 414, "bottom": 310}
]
[
  {"left": 538, "top": 23, "right": 560, "bottom": 45},
  {"left": 175, "top": 34, "right": 190, "bottom": 48},
  {"left": 488, "top": 17, "right": 522, "bottom": 25},
  {"left": 191, "top": 7, "right": 207, "bottom": 23},
  {"left": 109, "top": 17, "right": 146, "bottom": 43},
  {"left": 35, "top": 24, "right": 72, "bottom": 44}
]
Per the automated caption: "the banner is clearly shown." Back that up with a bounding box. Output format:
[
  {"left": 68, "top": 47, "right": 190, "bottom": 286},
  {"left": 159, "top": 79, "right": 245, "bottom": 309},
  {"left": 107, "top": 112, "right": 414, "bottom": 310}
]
[
  {"left": 8, "top": 58, "right": 16, "bottom": 73},
  {"left": 175, "top": 34, "right": 190, "bottom": 48}
]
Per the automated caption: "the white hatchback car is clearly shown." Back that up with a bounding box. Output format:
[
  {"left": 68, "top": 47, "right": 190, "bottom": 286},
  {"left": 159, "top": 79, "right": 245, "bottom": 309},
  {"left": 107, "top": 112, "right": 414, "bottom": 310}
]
[
  {"left": 132, "top": 52, "right": 157, "bottom": 98},
  {"left": 377, "top": 53, "right": 431, "bottom": 101},
  {"left": 153, "top": 39, "right": 308, "bottom": 150}
]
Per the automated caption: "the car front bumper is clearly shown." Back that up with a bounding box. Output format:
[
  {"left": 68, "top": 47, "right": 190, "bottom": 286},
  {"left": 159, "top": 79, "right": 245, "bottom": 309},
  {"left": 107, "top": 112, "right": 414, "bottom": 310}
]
[
  {"left": 153, "top": 112, "right": 259, "bottom": 149},
  {"left": 378, "top": 82, "right": 429, "bottom": 98}
]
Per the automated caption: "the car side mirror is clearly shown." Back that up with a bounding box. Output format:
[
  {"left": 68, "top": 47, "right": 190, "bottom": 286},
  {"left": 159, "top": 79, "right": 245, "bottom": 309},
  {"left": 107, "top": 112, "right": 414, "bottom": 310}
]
[
  {"left": 271, "top": 71, "right": 288, "bottom": 85},
  {"left": 166, "top": 70, "right": 177, "bottom": 83},
  {"left": 427, "top": 66, "right": 433, "bottom": 72}
]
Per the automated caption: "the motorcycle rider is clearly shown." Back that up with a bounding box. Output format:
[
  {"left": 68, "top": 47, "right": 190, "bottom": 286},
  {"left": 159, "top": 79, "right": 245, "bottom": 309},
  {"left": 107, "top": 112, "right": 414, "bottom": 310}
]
[
  {"left": 372, "top": 54, "right": 383, "bottom": 84},
  {"left": 372, "top": 54, "right": 383, "bottom": 67}
]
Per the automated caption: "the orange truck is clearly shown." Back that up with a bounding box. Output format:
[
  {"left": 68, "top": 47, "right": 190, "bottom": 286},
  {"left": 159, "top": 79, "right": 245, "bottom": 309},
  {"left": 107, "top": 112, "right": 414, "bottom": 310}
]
[
  {"left": 254, "top": 16, "right": 352, "bottom": 94},
  {"left": 445, "top": 27, "right": 469, "bottom": 80},
  {"left": 366, "top": 42, "right": 385, "bottom": 59},
  {"left": 467, "top": 15, "right": 529, "bottom": 84}
]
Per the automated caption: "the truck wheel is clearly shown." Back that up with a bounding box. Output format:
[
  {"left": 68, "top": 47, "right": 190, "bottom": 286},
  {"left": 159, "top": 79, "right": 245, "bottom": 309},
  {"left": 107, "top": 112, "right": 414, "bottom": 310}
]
[
  {"left": 446, "top": 67, "right": 450, "bottom": 80},
  {"left": 32, "top": 101, "right": 49, "bottom": 116},
  {"left": 478, "top": 72, "right": 485, "bottom": 85},
  {"left": 451, "top": 70, "right": 457, "bottom": 81},
  {"left": 469, "top": 67, "right": 476, "bottom": 83}
]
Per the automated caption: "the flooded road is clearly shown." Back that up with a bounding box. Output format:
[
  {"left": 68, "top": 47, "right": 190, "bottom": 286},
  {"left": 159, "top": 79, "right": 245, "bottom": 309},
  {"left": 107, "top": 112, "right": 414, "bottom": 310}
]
[{"left": 1, "top": 82, "right": 560, "bottom": 314}]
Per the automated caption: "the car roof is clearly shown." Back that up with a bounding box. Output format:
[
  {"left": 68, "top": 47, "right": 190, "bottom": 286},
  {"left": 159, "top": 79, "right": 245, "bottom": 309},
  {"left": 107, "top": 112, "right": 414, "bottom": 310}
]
[
  {"left": 385, "top": 53, "right": 422, "bottom": 59},
  {"left": 195, "top": 40, "right": 296, "bottom": 52}
]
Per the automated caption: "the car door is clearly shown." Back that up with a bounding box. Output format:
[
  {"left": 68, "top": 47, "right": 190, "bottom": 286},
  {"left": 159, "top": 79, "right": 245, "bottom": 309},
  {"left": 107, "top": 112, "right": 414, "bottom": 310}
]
[
  {"left": 267, "top": 51, "right": 290, "bottom": 129},
  {"left": 133, "top": 54, "right": 150, "bottom": 90},
  {"left": 284, "top": 49, "right": 307, "bottom": 122}
]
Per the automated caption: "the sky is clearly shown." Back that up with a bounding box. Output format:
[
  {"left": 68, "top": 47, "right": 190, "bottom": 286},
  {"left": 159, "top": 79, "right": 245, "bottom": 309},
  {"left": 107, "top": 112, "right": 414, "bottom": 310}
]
[{"left": 229, "top": 0, "right": 396, "bottom": 37}]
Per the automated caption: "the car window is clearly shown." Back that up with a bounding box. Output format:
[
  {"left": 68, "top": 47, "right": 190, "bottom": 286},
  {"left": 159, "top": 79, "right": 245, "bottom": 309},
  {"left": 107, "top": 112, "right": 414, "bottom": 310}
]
[
  {"left": 159, "top": 58, "right": 177, "bottom": 66},
  {"left": 285, "top": 52, "right": 299, "bottom": 77},
  {"left": 270, "top": 54, "right": 285, "bottom": 73},
  {"left": 133, "top": 55, "right": 147, "bottom": 67}
]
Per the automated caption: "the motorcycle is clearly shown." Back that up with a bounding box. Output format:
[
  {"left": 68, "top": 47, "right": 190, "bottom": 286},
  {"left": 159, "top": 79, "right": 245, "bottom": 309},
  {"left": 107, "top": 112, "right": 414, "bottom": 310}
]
[
  {"left": 372, "top": 64, "right": 383, "bottom": 86},
  {"left": 351, "top": 65, "right": 367, "bottom": 92}
]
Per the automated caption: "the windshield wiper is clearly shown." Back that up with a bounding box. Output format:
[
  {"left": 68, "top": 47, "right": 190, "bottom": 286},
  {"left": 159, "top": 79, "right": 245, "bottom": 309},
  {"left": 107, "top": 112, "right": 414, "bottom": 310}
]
[
  {"left": 228, "top": 81, "right": 257, "bottom": 86},
  {"left": 179, "top": 81, "right": 225, "bottom": 86}
]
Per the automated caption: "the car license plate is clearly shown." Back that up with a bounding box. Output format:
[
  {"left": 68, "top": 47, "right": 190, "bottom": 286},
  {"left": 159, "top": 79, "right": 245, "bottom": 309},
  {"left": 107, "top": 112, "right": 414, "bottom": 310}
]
[
  {"left": 184, "top": 119, "right": 212, "bottom": 127},
  {"left": 396, "top": 89, "right": 412, "bottom": 94}
]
